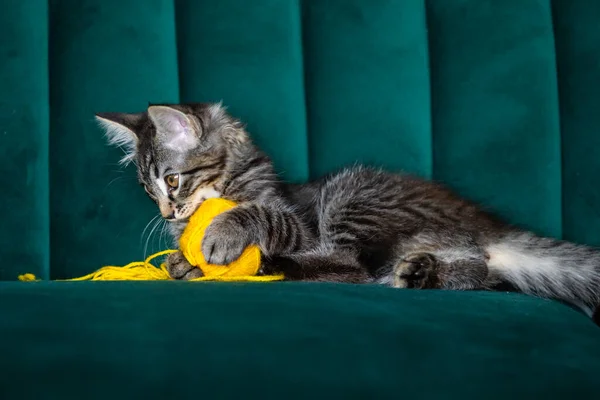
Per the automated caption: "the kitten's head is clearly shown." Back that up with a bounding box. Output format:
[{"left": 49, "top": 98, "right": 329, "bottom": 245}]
[{"left": 96, "top": 103, "right": 247, "bottom": 221}]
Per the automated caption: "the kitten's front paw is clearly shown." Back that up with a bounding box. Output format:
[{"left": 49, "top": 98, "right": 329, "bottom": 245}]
[
  {"left": 166, "top": 251, "right": 203, "bottom": 280},
  {"left": 393, "top": 253, "right": 439, "bottom": 289},
  {"left": 202, "top": 212, "right": 252, "bottom": 265}
]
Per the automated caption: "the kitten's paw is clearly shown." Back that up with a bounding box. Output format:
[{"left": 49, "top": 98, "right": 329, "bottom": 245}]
[
  {"left": 202, "top": 212, "right": 252, "bottom": 265},
  {"left": 393, "top": 252, "right": 439, "bottom": 289},
  {"left": 166, "top": 251, "right": 204, "bottom": 280}
]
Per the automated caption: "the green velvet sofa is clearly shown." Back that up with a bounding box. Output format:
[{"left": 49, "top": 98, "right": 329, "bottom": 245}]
[{"left": 2, "top": 0, "right": 600, "bottom": 398}]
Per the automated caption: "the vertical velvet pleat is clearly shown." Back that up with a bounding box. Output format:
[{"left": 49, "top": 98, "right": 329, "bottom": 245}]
[
  {"left": 303, "top": 0, "right": 432, "bottom": 180},
  {"left": 48, "top": 0, "right": 180, "bottom": 278},
  {"left": 176, "top": 0, "right": 309, "bottom": 183},
  {"left": 0, "top": 0, "right": 49, "bottom": 280},
  {"left": 427, "top": 0, "right": 562, "bottom": 238},
  {"left": 552, "top": 0, "right": 600, "bottom": 246}
]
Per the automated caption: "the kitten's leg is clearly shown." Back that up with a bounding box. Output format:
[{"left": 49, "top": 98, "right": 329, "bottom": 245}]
[
  {"left": 202, "top": 202, "right": 311, "bottom": 265},
  {"left": 392, "top": 250, "right": 488, "bottom": 290},
  {"left": 166, "top": 251, "right": 204, "bottom": 280},
  {"left": 263, "top": 248, "right": 372, "bottom": 283}
]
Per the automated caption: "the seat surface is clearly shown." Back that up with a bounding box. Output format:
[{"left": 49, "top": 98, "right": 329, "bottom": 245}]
[{"left": 1, "top": 281, "right": 599, "bottom": 399}]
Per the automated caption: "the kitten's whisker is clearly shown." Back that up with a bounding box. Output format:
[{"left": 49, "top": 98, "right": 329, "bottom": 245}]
[
  {"left": 159, "top": 220, "right": 165, "bottom": 250},
  {"left": 107, "top": 162, "right": 129, "bottom": 169},
  {"left": 103, "top": 176, "right": 124, "bottom": 191},
  {"left": 159, "top": 219, "right": 169, "bottom": 250},
  {"left": 140, "top": 214, "right": 161, "bottom": 246},
  {"left": 144, "top": 217, "right": 162, "bottom": 259},
  {"left": 102, "top": 176, "right": 136, "bottom": 195}
]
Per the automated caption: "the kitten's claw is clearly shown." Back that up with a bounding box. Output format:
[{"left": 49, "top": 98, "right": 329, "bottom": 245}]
[{"left": 393, "top": 252, "right": 439, "bottom": 289}]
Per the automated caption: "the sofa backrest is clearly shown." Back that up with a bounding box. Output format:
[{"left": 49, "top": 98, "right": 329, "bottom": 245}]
[{"left": 1, "top": 0, "right": 599, "bottom": 280}]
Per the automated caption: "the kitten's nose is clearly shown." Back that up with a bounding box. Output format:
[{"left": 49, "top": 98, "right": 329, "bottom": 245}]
[
  {"left": 159, "top": 203, "right": 175, "bottom": 220},
  {"left": 162, "top": 210, "right": 175, "bottom": 220}
]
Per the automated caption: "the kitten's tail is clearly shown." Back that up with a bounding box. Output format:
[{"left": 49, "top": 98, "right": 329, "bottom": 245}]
[{"left": 486, "top": 232, "right": 600, "bottom": 316}]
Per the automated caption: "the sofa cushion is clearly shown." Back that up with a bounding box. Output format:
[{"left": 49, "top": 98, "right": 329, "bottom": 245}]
[{"left": 1, "top": 282, "right": 599, "bottom": 399}]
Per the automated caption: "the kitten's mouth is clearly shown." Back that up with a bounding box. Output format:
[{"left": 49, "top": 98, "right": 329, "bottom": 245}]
[
  {"left": 167, "top": 217, "right": 190, "bottom": 223},
  {"left": 169, "top": 199, "right": 206, "bottom": 221},
  {"left": 169, "top": 187, "right": 222, "bottom": 221},
  {"left": 168, "top": 212, "right": 193, "bottom": 222}
]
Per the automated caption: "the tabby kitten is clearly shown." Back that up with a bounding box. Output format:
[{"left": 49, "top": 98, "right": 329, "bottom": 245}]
[{"left": 97, "top": 103, "right": 600, "bottom": 318}]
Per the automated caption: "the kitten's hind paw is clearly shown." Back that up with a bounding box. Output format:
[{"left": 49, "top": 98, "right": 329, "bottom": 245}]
[{"left": 393, "top": 252, "right": 439, "bottom": 289}]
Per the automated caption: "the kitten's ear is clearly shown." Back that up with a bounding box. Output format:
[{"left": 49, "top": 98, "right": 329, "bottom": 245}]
[
  {"left": 147, "top": 105, "right": 199, "bottom": 151},
  {"left": 206, "top": 101, "right": 247, "bottom": 145},
  {"left": 95, "top": 112, "right": 144, "bottom": 165}
]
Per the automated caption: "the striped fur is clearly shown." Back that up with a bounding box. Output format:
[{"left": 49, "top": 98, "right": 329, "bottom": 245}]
[{"left": 97, "top": 103, "right": 600, "bottom": 319}]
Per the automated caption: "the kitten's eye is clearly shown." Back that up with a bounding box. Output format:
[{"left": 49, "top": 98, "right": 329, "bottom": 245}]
[{"left": 165, "top": 174, "right": 180, "bottom": 190}]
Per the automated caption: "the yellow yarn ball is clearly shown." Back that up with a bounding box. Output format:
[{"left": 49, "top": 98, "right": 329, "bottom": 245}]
[{"left": 179, "top": 198, "right": 262, "bottom": 278}]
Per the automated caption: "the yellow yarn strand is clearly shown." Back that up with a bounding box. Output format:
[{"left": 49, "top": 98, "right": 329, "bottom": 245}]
[{"left": 18, "top": 249, "right": 284, "bottom": 282}]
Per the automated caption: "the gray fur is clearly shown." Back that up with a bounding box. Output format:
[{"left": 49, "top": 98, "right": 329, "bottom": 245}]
[{"left": 97, "top": 103, "right": 600, "bottom": 318}]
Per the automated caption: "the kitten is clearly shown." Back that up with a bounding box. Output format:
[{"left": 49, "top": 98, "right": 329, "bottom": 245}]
[{"left": 97, "top": 103, "right": 600, "bottom": 319}]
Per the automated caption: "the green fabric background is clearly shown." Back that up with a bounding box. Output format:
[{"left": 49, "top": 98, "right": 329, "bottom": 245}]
[
  {"left": 1, "top": 1, "right": 600, "bottom": 398},
  {"left": 1, "top": 282, "right": 599, "bottom": 399},
  {"left": 1, "top": 0, "right": 599, "bottom": 279}
]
